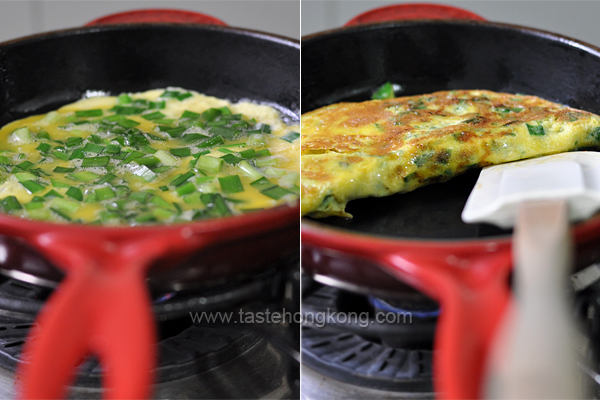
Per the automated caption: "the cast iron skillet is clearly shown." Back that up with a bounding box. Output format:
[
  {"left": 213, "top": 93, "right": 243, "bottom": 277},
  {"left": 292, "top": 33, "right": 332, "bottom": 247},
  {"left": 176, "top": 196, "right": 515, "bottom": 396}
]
[
  {"left": 0, "top": 11, "right": 299, "bottom": 400},
  {"left": 301, "top": 15, "right": 600, "bottom": 400}
]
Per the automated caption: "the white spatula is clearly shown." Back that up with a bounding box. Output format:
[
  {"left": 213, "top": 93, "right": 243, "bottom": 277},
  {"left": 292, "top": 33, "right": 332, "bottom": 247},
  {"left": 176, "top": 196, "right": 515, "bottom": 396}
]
[{"left": 462, "top": 152, "right": 600, "bottom": 399}]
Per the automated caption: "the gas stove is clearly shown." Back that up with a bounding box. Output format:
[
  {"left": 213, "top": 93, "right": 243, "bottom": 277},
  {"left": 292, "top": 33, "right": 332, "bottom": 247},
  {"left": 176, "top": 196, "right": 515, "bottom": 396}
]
[
  {"left": 301, "top": 266, "right": 600, "bottom": 400},
  {"left": 0, "top": 256, "right": 300, "bottom": 399}
]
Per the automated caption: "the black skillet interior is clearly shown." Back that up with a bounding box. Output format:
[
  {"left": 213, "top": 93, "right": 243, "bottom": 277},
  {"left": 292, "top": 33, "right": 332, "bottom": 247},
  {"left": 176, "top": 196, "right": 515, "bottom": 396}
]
[
  {"left": 0, "top": 24, "right": 300, "bottom": 125},
  {"left": 302, "top": 20, "right": 600, "bottom": 240}
]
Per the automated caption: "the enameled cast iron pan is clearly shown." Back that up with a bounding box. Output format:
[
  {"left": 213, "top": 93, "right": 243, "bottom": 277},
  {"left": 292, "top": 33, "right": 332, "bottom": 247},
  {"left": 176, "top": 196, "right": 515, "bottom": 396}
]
[
  {"left": 0, "top": 10, "right": 299, "bottom": 399},
  {"left": 301, "top": 9, "right": 600, "bottom": 400}
]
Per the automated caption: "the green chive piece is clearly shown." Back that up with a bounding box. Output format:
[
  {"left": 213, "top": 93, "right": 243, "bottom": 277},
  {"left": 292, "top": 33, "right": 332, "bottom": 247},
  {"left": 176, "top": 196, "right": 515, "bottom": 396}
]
[
  {"left": 176, "top": 182, "right": 196, "bottom": 196},
  {"left": 36, "top": 143, "right": 51, "bottom": 153},
  {"left": 104, "top": 144, "right": 121, "bottom": 154},
  {"left": 142, "top": 111, "right": 166, "bottom": 121},
  {"left": 170, "top": 171, "right": 195, "bottom": 186},
  {"left": 202, "top": 108, "right": 221, "bottom": 121},
  {"left": 11, "top": 127, "right": 32, "bottom": 143},
  {"left": 261, "top": 124, "right": 271, "bottom": 134},
  {"left": 240, "top": 149, "right": 256, "bottom": 159},
  {"left": 261, "top": 185, "right": 294, "bottom": 200},
  {"left": 372, "top": 82, "right": 395, "bottom": 100},
  {"left": 51, "top": 179, "right": 70, "bottom": 188},
  {"left": 149, "top": 101, "right": 166, "bottom": 109},
  {"left": 238, "top": 160, "right": 263, "bottom": 181},
  {"left": 123, "top": 150, "right": 144, "bottom": 163},
  {"left": 255, "top": 158, "right": 278, "bottom": 168},
  {"left": 75, "top": 109, "right": 103, "bottom": 118},
  {"left": 218, "top": 175, "right": 244, "bottom": 194},
  {"left": 117, "top": 94, "right": 132, "bottom": 104},
  {"left": 527, "top": 123, "right": 545, "bottom": 136},
  {"left": 82, "top": 143, "right": 104, "bottom": 153},
  {"left": 15, "top": 172, "right": 36, "bottom": 182},
  {"left": 82, "top": 156, "right": 110, "bottom": 168},
  {"left": 0, "top": 156, "right": 11, "bottom": 164},
  {"left": 66, "top": 137, "right": 83, "bottom": 147},
  {"left": 130, "top": 191, "right": 151, "bottom": 204},
  {"left": 250, "top": 177, "right": 276, "bottom": 190},
  {"left": 20, "top": 180, "right": 45, "bottom": 193},
  {"left": 53, "top": 149, "right": 70, "bottom": 161},
  {"left": 96, "top": 173, "right": 116, "bottom": 184},
  {"left": 196, "top": 156, "right": 223, "bottom": 174},
  {"left": 1, "top": 196, "right": 22, "bottom": 212},
  {"left": 66, "top": 187, "right": 83, "bottom": 201},
  {"left": 281, "top": 132, "right": 300, "bottom": 143},
  {"left": 198, "top": 136, "right": 224, "bottom": 148},
  {"left": 53, "top": 166, "right": 76, "bottom": 173},
  {"left": 51, "top": 197, "right": 79, "bottom": 214},
  {"left": 158, "top": 126, "right": 186, "bottom": 138},
  {"left": 256, "top": 149, "right": 272, "bottom": 157},
  {"left": 95, "top": 187, "right": 115, "bottom": 200},
  {"left": 135, "top": 156, "right": 160, "bottom": 167},
  {"left": 67, "top": 171, "right": 101, "bottom": 182},
  {"left": 176, "top": 92, "right": 193, "bottom": 101},
  {"left": 131, "top": 164, "right": 156, "bottom": 182},
  {"left": 170, "top": 148, "right": 191, "bottom": 157},
  {"left": 201, "top": 193, "right": 231, "bottom": 216},
  {"left": 24, "top": 201, "right": 44, "bottom": 211},
  {"left": 153, "top": 207, "right": 174, "bottom": 220},
  {"left": 16, "top": 161, "right": 34, "bottom": 170},
  {"left": 183, "top": 192, "right": 202, "bottom": 205},
  {"left": 117, "top": 118, "right": 140, "bottom": 128},
  {"left": 154, "top": 150, "right": 178, "bottom": 166},
  {"left": 150, "top": 195, "right": 175, "bottom": 210},
  {"left": 182, "top": 110, "right": 201, "bottom": 119},
  {"left": 209, "top": 126, "right": 239, "bottom": 139},
  {"left": 220, "top": 154, "right": 243, "bottom": 164},
  {"left": 44, "top": 189, "right": 63, "bottom": 198}
]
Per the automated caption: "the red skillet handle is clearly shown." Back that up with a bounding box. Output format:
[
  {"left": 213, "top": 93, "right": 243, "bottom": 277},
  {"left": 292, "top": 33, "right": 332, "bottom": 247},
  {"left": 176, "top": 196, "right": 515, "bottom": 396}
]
[
  {"left": 302, "top": 225, "right": 512, "bottom": 399},
  {"left": 16, "top": 232, "right": 201, "bottom": 400},
  {"left": 85, "top": 9, "right": 227, "bottom": 27},
  {"left": 345, "top": 3, "right": 485, "bottom": 26}
]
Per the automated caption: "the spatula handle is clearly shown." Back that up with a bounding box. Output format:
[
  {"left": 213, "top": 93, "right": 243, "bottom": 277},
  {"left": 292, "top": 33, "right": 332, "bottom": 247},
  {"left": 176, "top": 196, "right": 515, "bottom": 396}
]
[{"left": 486, "top": 200, "right": 582, "bottom": 398}]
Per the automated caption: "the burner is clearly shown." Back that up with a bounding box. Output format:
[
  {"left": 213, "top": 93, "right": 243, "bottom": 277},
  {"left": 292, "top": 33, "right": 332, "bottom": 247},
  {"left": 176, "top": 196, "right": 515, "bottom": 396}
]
[
  {"left": 0, "top": 257, "right": 299, "bottom": 399},
  {"left": 301, "top": 284, "right": 434, "bottom": 397}
]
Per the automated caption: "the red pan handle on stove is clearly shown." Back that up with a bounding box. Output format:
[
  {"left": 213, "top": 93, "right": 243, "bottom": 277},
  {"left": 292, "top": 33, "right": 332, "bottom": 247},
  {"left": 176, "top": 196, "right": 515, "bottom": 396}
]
[
  {"left": 345, "top": 3, "right": 485, "bottom": 26},
  {"left": 302, "top": 224, "right": 512, "bottom": 399},
  {"left": 85, "top": 9, "right": 227, "bottom": 27}
]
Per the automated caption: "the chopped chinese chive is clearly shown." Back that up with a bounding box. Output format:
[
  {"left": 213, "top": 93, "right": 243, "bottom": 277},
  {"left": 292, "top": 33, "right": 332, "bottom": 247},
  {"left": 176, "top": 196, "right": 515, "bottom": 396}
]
[
  {"left": 160, "top": 90, "right": 181, "bottom": 99},
  {"left": 238, "top": 160, "right": 263, "bottom": 181},
  {"left": 261, "top": 185, "right": 294, "bottom": 200},
  {"left": 82, "top": 156, "right": 109, "bottom": 168},
  {"left": 104, "top": 144, "right": 120, "bottom": 154},
  {"left": 69, "top": 148, "right": 84, "bottom": 160},
  {"left": 112, "top": 105, "right": 145, "bottom": 115},
  {"left": 183, "top": 192, "right": 202, "bottom": 205},
  {"left": 176, "top": 92, "right": 193, "bottom": 101},
  {"left": 206, "top": 120, "right": 228, "bottom": 127},
  {"left": 131, "top": 164, "right": 156, "bottom": 181},
  {"left": 176, "top": 182, "right": 196, "bottom": 196},
  {"left": 117, "top": 118, "right": 140, "bottom": 128},
  {"left": 11, "top": 127, "right": 32, "bottom": 143},
  {"left": 51, "top": 179, "right": 70, "bottom": 188},
  {"left": 66, "top": 137, "right": 83, "bottom": 147},
  {"left": 250, "top": 177, "right": 276, "bottom": 190},
  {"left": 95, "top": 187, "right": 115, "bottom": 200},
  {"left": 141, "top": 145, "right": 157, "bottom": 154},
  {"left": 372, "top": 82, "right": 395, "bottom": 100},
  {"left": 53, "top": 166, "right": 75, "bottom": 173},
  {"left": 195, "top": 176, "right": 213, "bottom": 185},
  {"left": 154, "top": 150, "right": 178, "bottom": 166},
  {"left": 123, "top": 150, "right": 144, "bottom": 162},
  {"left": 196, "top": 150, "right": 210, "bottom": 157},
  {"left": 135, "top": 156, "right": 160, "bottom": 167},
  {"left": 15, "top": 172, "right": 35, "bottom": 182},
  {"left": 201, "top": 193, "right": 231, "bottom": 216},
  {"left": 218, "top": 107, "right": 232, "bottom": 115},
  {"left": 146, "top": 133, "right": 167, "bottom": 141},
  {"left": 256, "top": 149, "right": 271, "bottom": 157},
  {"left": 50, "top": 207, "right": 71, "bottom": 221},
  {"left": 170, "top": 148, "right": 191, "bottom": 157},
  {"left": 182, "top": 110, "right": 201, "bottom": 119},
  {"left": 36, "top": 143, "right": 51, "bottom": 153},
  {"left": 149, "top": 101, "right": 165, "bottom": 109},
  {"left": 255, "top": 158, "right": 278, "bottom": 168},
  {"left": 261, "top": 124, "right": 271, "bottom": 134},
  {"left": 246, "top": 129, "right": 263, "bottom": 135},
  {"left": 130, "top": 191, "right": 151, "bottom": 204},
  {"left": 20, "top": 180, "right": 45, "bottom": 193},
  {"left": 43, "top": 189, "right": 62, "bottom": 198},
  {"left": 150, "top": 195, "right": 175, "bottom": 210},
  {"left": 67, "top": 171, "right": 101, "bottom": 182},
  {"left": 159, "top": 186, "right": 169, "bottom": 191},
  {"left": 153, "top": 207, "right": 174, "bottom": 220},
  {"left": 0, "top": 156, "right": 10, "bottom": 164},
  {"left": 202, "top": 108, "right": 221, "bottom": 121},
  {"left": 170, "top": 171, "right": 195, "bottom": 186},
  {"left": 154, "top": 118, "right": 175, "bottom": 125},
  {"left": 132, "top": 99, "right": 149, "bottom": 107},
  {"left": 24, "top": 201, "right": 43, "bottom": 211},
  {"left": 75, "top": 109, "right": 103, "bottom": 118},
  {"left": 1, "top": 196, "right": 22, "bottom": 211},
  {"left": 196, "top": 156, "right": 223, "bottom": 175},
  {"left": 53, "top": 150, "right": 70, "bottom": 161},
  {"left": 52, "top": 197, "right": 79, "bottom": 213},
  {"left": 142, "top": 111, "right": 166, "bottom": 121},
  {"left": 281, "top": 132, "right": 300, "bottom": 142},
  {"left": 527, "top": 123, "right": 545, "bottom": 136},
  {"left": 82, "top": 143, "right": 104, "bottom": 153},
  {"left": 220, "top": 154, "right": 243, "bottom": 164},
  {"left": 158, "top": 126, "right": 186, "bottom": 138},
  {"left": 218, "top": 175, "right": 244, "bottom": 194},
  {"left": 96, "top": 173, "right": 116, "bottom": 184},
  {"left": 218, "top": 147, "right": 234, "bottom": 154},
  {"left": 117, "top": 94, "right": 132, "bottom": 104},
  {"left": 66, "top": 187, "right": 83, "bottom": 201},
  {"left": 198, "top": 136, "right": 224, "bottom": 148},
  {"left": 240, "top": 149, "right": 256, "bottom": 159},
  {"left": 209, "top": 126, "right": 238, "bottom": 139},
  {"left": 16, "top": 161, "right": 34, "bottom": 170},
  {"left": 152, "top": 166, "right": 172, "bottom": 174}
]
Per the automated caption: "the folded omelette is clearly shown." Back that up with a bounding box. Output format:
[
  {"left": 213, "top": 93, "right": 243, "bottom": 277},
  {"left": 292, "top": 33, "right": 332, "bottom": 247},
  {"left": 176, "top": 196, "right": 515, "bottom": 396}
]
[{"left": 301, "top": 90, "right": 600, "bottom": 218}]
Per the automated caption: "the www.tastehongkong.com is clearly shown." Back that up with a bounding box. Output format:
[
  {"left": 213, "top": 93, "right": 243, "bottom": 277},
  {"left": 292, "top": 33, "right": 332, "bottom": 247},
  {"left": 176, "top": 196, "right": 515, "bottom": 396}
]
[{"left": 189, "top": 309, "right": 413, "bottom": 328}]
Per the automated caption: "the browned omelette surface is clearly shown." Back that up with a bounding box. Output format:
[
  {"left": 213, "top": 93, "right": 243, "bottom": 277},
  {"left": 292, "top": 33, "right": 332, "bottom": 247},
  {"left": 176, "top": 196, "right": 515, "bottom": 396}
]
[{"left": 301, "top": 90, "right": 600, "bottom": 217}]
